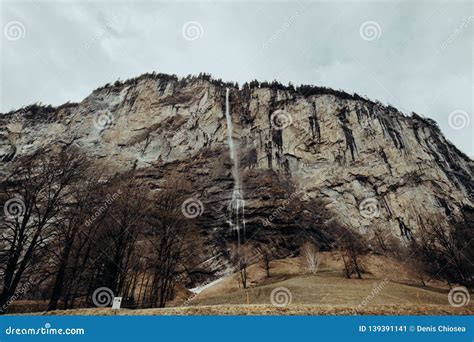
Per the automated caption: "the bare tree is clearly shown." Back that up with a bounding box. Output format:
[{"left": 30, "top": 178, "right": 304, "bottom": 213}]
[
  {"left": 238, "top": 250, "right": 249, "bottom": 289},
  {"left": 406, "top": 240, "right": 430, "bottom": 286},
  {"left": 341, "top": 235, "right": 365, "bottom": 279},
  {"left": 230, "top": 244, "right": 252, "bottom": 289},
  {"left": 47, "top": 170, "right": 100, "bottom": 311},
  {"left": 371, "top": 226, "right": 388, "bottom": 253},
  {"left": 300, "top": 241, "right": 320, "bottom": 274},
  {"left": 0, "top": 149, "right": 86, "bottom": 312},
  {"left": 256, "top": 245, "right": 272, "bottom": 278},
  {"left": 369, "top": 225, "right": 404, "bottom": 259},
  {"left": 327, "top": 223, "right": 366, "bottom": 279},
  {"left": 91, "top": 175, "right": 149, "bottom": 298},
  {"left": 145, "top": 174, "right": 192, "bottom": 308},
  {"left": 416, "top": 212, "right": 474, "bottom": 287},
  {"left": 61, "top": 223, "right": 96, "bottom": 309}
]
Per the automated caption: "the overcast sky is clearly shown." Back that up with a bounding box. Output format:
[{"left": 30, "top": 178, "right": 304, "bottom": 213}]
[{"left": 1, "top": 0, "right": 472, "bottom": 155}]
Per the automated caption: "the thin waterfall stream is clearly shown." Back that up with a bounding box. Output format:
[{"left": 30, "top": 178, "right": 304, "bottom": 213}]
[{"left": 224, "top": 88, "right": 246, "bottom": 251}]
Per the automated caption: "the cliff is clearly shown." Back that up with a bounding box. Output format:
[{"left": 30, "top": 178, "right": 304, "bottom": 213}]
[{"left": 1, "top": 72, "right": 472, "bottom": 283}]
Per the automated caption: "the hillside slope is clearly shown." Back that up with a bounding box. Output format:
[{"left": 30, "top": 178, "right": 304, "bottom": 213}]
[{"left": 35, "top": 254, "right": 474, "bottom": 316}]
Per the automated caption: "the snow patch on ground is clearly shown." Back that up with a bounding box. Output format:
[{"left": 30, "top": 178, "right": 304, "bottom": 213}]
[{"left": 189, "top": 275, "right": 228, "bottom": 294}]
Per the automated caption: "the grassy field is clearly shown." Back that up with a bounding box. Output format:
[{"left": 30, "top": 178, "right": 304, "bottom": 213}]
[
  {"left": 39, "top": 303, "right": 473, "bottom": 316},
  {"left": 190, "top": 273, "right": 452, "bottom": 307},
  {"left": 10, "top": 253, "right": 474, "bottom": 316}
]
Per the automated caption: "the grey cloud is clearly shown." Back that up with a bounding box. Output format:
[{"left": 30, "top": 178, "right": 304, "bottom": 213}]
[{"left": 0, "top": 0, "right": 472, "bottom": 154}]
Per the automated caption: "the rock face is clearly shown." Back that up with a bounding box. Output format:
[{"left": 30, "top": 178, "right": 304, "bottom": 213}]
[{"left": 1, "top": 73, "right": 472, "bottom": 284}]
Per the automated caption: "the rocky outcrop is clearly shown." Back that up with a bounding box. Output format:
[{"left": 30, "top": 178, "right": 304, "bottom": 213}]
[{"left": 1, "top": 73, "right": 472, "bottom": 284}]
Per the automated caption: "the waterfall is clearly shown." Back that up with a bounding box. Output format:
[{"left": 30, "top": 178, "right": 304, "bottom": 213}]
[{"left": 224, "top": 88, "right": 245, "bottom": 248}]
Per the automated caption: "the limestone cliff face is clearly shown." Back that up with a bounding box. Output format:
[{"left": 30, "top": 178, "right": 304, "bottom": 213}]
[{"left": 1, "top": 73, "right": 472, "bottom": 282}]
